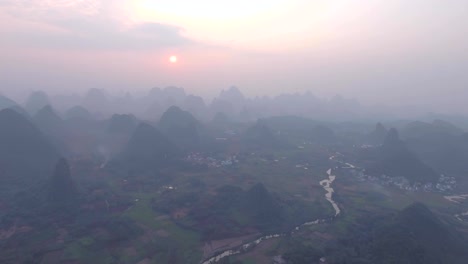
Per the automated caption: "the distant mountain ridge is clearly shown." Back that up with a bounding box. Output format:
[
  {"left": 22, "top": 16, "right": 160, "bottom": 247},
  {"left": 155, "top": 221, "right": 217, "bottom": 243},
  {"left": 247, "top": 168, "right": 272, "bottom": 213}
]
[{"left": 4, "top": 87, "right": 370, "bottom": 122}]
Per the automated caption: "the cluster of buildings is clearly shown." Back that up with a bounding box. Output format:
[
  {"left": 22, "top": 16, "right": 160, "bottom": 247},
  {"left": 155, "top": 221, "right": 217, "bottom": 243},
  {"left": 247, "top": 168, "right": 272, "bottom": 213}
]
[
  {"left": 348, "top": 168, "right": 457, "bottom": 193},
  {"left": 185, "top": 153, "right": 239, "bottom": 168}
]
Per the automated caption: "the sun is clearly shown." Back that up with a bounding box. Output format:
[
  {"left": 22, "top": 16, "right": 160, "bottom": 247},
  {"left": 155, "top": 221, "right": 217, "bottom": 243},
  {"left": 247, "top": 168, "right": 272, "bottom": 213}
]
[{"left": 169, "top": 55, "right": 177, "bottom": 63}]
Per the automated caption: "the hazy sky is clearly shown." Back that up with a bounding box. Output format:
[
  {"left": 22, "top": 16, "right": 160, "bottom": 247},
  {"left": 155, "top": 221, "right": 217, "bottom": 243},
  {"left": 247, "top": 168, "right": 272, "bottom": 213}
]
[{"left": 1, "top": 0, "right": 468, "bottom": 112}]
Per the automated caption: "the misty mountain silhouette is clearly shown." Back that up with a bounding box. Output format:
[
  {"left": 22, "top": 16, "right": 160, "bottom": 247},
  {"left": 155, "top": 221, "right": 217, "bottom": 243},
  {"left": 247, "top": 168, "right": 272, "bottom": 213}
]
[
  {"left": 401, "top": 120, "right": 464, "bottom": 140},
  {"left": 33, "top": 105, "right": 63, "bottom": 131},
  {"left": 147, "top": 87, "right": 163, "bottom": 98},
  {"left": 432, "top": 119, "right": 464, "bottom": 134},
  {"left": 211, "top": 112, "right": 230, "bottom": 126},
  {"left": 405, "top": 125, "right": 468, "bottom": 174},
  {"left": 242, "top": 120, "right": 282, "bottom": 149},
  {"left": 158, "top": 106, "right": 201, "bottom": 150},
  {"left": 7, "top": 87, "right": 377, "bottom": 122},
  {"left": 0, "top": 95, "right": 17, "bottom": 110},
  {"left": 368, "top": 122, "right": 388, "bottom": 145},
  {"left": 32, "top": 106, "right": 68, "bottom": 154},
  {"left": 25, "top": 91, "right": 50, "bottom": 114},
  {"left": 183, "top": 95, "right": 207, "bottom": 119},
  {"left": 107, "top": 114, "right": 138, "bottom": 134},
  {"left": 7, "top": 104, "right": 30, "bottom": 119},
  {"left": 163, "top": 86, "right": 186, "bottom": 102},
  {"left": 117, "top": 122, "right": 181, "bottom": 171},
  {"left": 145, "top": 87, "right": 187, "bottom": 111},
  {"left": 210, "top": 98, "right": 234, "bottom": 118},
  {"left": 363, "top": 128, "right": 439, "bottom": 183},
  {"left": 219, "top": 86, "right": 245, "bottom": 102},
  {"left": 83, "top": 88, "right": 108, "bottom": 114},
  {"left": 264, "top": 116, "right": 335, "bottom": 143},
  {"left": 65, "top": 105, "right": 93, "bottom": 120},
  {"left": 217, "top": 86, "right": 246, "bottom": 114},
  {"left": 383, "top": 127, "right": 400, "bottom": 146},
  {"left": 0, "top": 109, "right": 59, "bottom": 183},
  {"left": 370, "top": 203, "right": 468, "bottom": 264}
]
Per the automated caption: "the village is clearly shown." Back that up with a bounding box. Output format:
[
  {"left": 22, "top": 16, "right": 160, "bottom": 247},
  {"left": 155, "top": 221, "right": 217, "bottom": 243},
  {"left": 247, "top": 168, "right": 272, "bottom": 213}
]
[
  {"left": 185, "top": 152, "right": 239, "bottom": 168},
  {"left": 346, "top": 166, "right": 457, "bottom": 193}
]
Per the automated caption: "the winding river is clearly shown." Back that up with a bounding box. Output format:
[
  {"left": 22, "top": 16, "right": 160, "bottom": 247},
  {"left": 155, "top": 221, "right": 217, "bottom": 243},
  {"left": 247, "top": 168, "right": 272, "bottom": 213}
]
[
  {"left": 320, "top": 169, "right": 341, "bottom": 216},
  {"left": 201, "top": 159, "right": 342, "bottom": 264}
]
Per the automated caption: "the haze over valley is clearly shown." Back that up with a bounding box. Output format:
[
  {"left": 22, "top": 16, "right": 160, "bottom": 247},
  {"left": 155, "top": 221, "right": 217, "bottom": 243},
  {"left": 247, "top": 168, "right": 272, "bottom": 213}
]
[
  {"left": 1, "top": 87, "right": 468, "bottom": 263},
  {"left": 1, "top": 1, "right": 468, "bottom": 264}
]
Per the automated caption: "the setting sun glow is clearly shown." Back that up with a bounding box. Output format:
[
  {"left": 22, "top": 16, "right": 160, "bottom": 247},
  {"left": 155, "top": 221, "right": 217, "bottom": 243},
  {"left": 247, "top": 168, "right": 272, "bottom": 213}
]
[{"left": 169, "top": 55, "right": 178, "bottom": 63}]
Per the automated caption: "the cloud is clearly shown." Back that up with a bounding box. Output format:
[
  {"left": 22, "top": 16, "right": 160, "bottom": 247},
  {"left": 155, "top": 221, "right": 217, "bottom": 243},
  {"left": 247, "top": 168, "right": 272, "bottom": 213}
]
[
  {"left": 3, "top": 20, "right": 193, "bottom": 50},
  {"left": 0, "top": 0, "right": 194, "bottom": 50},
  {"left": 0, "top": 0, "right": 103, "bottom": 18}
]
